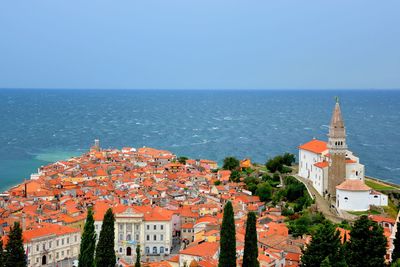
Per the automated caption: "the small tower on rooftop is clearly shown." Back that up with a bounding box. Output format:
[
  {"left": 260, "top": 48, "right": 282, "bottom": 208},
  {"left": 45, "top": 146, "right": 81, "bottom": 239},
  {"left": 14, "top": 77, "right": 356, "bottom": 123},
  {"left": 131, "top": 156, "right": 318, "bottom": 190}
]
[
  {"left": 92, "top": 139, "right": 101, "bottom": 152},
  {"left": 327, "top": 97, "right": 347, "bottom": 199}
]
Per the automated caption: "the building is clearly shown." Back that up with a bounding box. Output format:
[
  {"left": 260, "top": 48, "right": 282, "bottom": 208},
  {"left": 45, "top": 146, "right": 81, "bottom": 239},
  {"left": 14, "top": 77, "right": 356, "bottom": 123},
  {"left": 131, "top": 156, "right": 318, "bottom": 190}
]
[
  {"left": 23, "top": 223, "right": 81, "bottom": 266},
  {"left": 113, "top": 206, "right": 173, "bottom": 264},
  {"left": 298, "top": 99, "right": 388, "bottom": 211}
]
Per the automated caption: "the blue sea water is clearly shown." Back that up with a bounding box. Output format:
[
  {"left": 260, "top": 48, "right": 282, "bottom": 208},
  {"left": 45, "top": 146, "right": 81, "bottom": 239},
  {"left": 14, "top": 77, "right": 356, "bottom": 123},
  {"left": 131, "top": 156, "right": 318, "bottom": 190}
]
[{"left": 0, "top": 89, "right": 399, "bottom": 191}]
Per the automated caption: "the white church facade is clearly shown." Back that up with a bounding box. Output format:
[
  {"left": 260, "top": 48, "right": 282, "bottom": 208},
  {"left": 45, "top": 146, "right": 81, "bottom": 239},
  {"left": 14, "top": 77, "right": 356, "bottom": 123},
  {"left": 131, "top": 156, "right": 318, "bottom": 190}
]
[{"left": 298, "top": 100, "right": 388, "bottom": 211}]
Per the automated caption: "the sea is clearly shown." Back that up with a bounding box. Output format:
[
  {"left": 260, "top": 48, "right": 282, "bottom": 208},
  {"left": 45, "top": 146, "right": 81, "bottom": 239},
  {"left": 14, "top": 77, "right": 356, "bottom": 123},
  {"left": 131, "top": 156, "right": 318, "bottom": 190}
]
[{"left": 0, "top": 89, "right": 399, "bottom": 192}]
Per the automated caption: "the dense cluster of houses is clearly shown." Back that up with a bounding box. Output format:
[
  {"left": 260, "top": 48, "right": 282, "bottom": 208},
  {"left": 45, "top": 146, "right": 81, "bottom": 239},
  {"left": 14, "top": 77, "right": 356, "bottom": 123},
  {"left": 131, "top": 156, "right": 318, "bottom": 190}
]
[{"left": 0, "top": 141, "right": 397, "bottom": 266}]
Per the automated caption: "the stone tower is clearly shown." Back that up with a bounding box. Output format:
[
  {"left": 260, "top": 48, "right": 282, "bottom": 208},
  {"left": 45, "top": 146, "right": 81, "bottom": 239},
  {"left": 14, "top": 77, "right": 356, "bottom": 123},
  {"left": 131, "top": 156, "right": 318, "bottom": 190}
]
[{"left": 327, "top": 98, "right": 347, "bottom": 199}]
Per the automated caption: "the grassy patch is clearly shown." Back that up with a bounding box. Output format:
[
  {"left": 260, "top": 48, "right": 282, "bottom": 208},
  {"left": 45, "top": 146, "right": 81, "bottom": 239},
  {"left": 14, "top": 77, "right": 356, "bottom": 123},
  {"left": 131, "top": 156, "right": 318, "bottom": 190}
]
[
  {"left": 348, "top": 209, "right": 381, "bottom": 216},
  {"left": 383, "top": 198, "right": 399, "bottom": 219},
  {"left": 365, "top": 180, "right": 397, "bottom": 191}
]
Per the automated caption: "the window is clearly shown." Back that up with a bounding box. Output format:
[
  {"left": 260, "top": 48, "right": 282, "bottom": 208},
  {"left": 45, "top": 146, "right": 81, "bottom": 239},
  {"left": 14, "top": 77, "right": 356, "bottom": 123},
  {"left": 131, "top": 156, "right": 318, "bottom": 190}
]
[
  {"left": 56, "top": 252, "right": 59, "bottom": 259},
  {"left": 119, "top": 234, "right": 123, "bottom": 241},
  {"left": 147, "top": 225, "right": 150, "bottom": 230},
  {"left": 160, "top": 234, "right": 164, "bottom": 241},
  {"left": 145, "top": 247, "right": 150, "bottom": 254},
  {"left": 165, "top": 247, "right": 168, "bottom": 251},
  {"left": 119, "top": 224, "right": 123, "bottom": 231},
  {"left": 75, "top": 235, "right": 77, "bottom": 242},
  {"left": 135, "top": 224, "right": 139, "bottom": 230},
  {"left": 136, "top": 234, "right": 139, "bottom": 241},
  {"left": 40, "top": 243, "right": 44, "bottom": 251},
  {"left": 119, "top": 247, "right": 122, "bottom": 253},
  {"left": 154, "top": 235, "right": 157, "bottom": 241},
  {"left": 67, "top": 237, "right": 70, "bottom": 244},
  {"left": 153, "top": 247, "right": 157, "bottom": 254},
  {"left": 62, "top": 238, "right": 64, "bottom": 245},
  {"left": 36, "top": 245, "right": 39, "bottom": 252},
  {"left": 61, "top": 251, "right": 64, "bottom": 257},
  {"left": 154, "top": 225, "right": 156, "bottom": 230},
  {"left": 146, "top": 235, "right": 150, "bottom": 241},
  {"left": 374, "top": 195, "right": 379, "bottom": 198},
  {"left": 67, "top": 249, "right": 70, "bottom": 255},
  {"left": 344, "top": 197, "right": 348, "bottom": 200},
  {"left": 161, "top": 225, "right": 164, "bottom": 230},
  {"left": 160, "top": 246, "right": 164, "bottom": 254},
  {"left": 127, "top": 247, "right": 132, "bottom": 256},
  {"left": 127, "top": 234, "right": 131, "bottom": 240}
]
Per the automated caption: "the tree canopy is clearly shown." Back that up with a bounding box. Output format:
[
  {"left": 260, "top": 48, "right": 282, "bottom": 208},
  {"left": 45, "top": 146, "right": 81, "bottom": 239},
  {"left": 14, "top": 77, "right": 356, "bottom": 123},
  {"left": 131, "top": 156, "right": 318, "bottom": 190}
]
[
  {"left": 219, "top": 201, "right": 236, "bottom": 267},
  {"left": 95, "top": 208, "right": 116, "bottom": 267},
  {"left": 243, "top": 212, "right": 259, "bottom": 267},
  {"left": 392, "top": 221, "right": 400, "bottom": 262},
  {"left": 300, "top": 221, "right": 347, "bottom": 267},
  {"left": 4, "top": 222, "right": 26, "bottom": 267},
  {"left": 78, "top": 208, "right": 96, "bottom": 267},
  {"left": 347, "top": 215, "right": 387, "bottom": 267},
  {"left": 223, "top": 157, "right": 240, "bottom": 171}
]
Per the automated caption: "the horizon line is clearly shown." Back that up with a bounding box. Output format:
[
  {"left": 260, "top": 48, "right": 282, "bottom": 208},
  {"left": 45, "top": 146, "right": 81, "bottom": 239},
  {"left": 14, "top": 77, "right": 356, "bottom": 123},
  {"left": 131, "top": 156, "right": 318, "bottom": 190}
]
[{"left": 1, "top": 87, "right": 400, "bottom": 91}]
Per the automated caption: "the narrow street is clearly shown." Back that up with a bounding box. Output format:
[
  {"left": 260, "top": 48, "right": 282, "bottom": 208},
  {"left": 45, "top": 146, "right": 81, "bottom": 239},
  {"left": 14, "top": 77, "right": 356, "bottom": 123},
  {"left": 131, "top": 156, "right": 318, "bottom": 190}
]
[{"left": 293, "top": 175, "right": 353, "bottom": 223}]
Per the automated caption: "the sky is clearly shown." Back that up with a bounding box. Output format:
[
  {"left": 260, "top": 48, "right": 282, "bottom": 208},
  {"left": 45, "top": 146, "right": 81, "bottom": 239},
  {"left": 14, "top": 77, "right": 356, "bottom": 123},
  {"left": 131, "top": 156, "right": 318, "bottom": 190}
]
[{"left": 0, "top": 1, "right": 399, "bottom": 90}]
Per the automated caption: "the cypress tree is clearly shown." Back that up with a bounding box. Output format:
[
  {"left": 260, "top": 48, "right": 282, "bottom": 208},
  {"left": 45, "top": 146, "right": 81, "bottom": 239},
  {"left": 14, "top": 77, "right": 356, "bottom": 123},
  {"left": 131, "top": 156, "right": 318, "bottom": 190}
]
[
  {"left": 95, "top": 208, "right": 116, "bottom": 267},
  {"left": 321, "top": 257, "right": 332, "bottom": 267},
  {"left": 218, "top": 201, "right": 236, "bottom": 267},
  {"left": 347, "top": 215, "right": 387, "bottom": 267},
  {"left": 78, "top": 208, "right": 96, "bottom": 267},
  {"left": 135, "top": 244, "right": 141, "bottom": 267},
  {"left": 300, "top": 221, "right": 347, "bottom": 267},
  {"left": 4, "top": 222, "right": 26, "bottom": 267},
  {"left": 392, "top": 221, "right": 400, "bottom": 262},
  {"left": 0, "top": 236, "right": 4, "bottom": 266},
  {"left": 243, "top": 212, "right": 259, "bottom": 267}
]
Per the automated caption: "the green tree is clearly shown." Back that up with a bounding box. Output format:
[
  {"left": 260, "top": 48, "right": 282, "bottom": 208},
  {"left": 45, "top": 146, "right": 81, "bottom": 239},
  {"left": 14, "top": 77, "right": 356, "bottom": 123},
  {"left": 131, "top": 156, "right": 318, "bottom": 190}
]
[
  {"left": 135, "top": 244, "right": 141, "bottom": 267},
  {"left": 300, "top": 221, "right": 347, "bottom": 267},
  {"left": 214, "top": 180, "right": 221, "bottom": 185},
  {"left": 0, "top": 237, "right": 4, "bottom": 267},
  {"left": 177, "top": 156, "right": 188, "bottom": 165},
  {"left": 320, "top": 257, "right": 331, "bottom": 267},
  {"left": 243, "top": 212, "right": 259, "bottom": 267},
  {"left": 282, "top": 153, "right": 296, "bottom": 166},
  {"left": 265, "top": 156, "right": 283, "bottom": 173},
  {"left": 4, "top": 222, "right": 26, "bottom": 267},
  {"left": 79, "top": 208, "right": 96, "bottom": 267},
  {"left": 95, "top": 208, "right": 116, "bottom": 267},
  {"left": 347, "top": 215, "right": 387, "bottom": 267},
  {"left": 392, "top": 258, "right": 400, "bottom": 267},
  {"left": 223, "top": 157, "right": 240, "bottom": 171},
  {"left": 219, "top": 201, "right": 236, "bottom": 267},
  {"left": 255, "top": 182, "right": 272, "bottom": 202},
  {"left": 392, "top": 221, "right": 400, "bottom": 262},
  {"left": 230, "top": 170, "right": 241, "bottom": 182}
]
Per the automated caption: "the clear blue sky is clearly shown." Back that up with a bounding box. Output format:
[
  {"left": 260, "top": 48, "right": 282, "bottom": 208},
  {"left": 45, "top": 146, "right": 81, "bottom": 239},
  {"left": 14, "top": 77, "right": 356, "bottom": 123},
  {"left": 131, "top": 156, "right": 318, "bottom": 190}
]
[{"left": 1, "top": 1, "right": 399, "bottom": 90}]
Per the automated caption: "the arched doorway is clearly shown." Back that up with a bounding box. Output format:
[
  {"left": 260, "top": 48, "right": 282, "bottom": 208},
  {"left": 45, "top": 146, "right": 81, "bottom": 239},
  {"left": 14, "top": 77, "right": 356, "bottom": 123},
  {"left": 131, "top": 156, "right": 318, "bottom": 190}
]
[
  {"left": 127, "top": 247, "right": 132, "bottom": 256},
  {"left": 42, "top": 255, "right": 47, "bottom": 265}
]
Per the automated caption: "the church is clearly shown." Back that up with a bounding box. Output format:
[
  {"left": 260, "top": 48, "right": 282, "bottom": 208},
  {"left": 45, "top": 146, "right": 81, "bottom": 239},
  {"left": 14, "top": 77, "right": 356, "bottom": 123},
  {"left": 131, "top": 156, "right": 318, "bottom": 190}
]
[{"left": 298, "top": 99, "right": 388, "bottom": 211}]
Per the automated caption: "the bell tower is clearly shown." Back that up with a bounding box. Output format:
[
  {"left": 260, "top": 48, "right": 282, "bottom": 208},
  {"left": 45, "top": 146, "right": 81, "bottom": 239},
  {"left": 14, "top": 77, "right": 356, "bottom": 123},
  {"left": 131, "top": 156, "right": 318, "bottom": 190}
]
[{"left": 327, "top": 97, "right": 347, "bottom": 199}]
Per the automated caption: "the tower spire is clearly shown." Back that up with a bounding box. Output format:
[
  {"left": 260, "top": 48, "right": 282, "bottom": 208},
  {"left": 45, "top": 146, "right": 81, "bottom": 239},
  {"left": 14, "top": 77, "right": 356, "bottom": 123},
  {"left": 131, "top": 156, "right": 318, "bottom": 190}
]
[
  {"left": 329, "top": 98, "right": 345, "bottom": 137},
  {"left": 327, "top": 98, "right": 347, "bottom": 200}
]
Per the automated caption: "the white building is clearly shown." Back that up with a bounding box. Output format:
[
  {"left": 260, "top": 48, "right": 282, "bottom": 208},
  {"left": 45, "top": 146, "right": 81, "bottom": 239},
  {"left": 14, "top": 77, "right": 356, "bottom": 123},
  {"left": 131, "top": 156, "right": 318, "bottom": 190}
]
[
  {"left": 23, "top": 223, "right": 81, "bottom": 266},
  {"left": 298, "top": 100, "right": 388, "bottom": 211},
  {"left": 107, "top": 206, "right": 174, "bottom": 264}
]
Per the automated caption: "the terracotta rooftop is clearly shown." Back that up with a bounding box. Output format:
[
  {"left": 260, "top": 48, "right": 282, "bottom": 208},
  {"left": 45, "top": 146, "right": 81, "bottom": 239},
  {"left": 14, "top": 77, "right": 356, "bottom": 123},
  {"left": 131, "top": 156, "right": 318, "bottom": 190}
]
[
  {"left": 299, "top": 139, "right": 327, "bottom": 154},
  {"left": 336, "top": 179, "right": 371, "bottom": 191}
]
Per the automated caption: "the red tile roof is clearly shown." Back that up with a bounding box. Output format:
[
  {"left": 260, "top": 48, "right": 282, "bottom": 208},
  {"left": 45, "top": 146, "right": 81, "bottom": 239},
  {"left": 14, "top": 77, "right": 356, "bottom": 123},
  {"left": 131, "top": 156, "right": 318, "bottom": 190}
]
[
  {"left": 336, "top": 179, "right": 371, "bottom": 191},
  {"left": 299, "top": 139, "right": 327, "bottom": 154}
]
